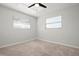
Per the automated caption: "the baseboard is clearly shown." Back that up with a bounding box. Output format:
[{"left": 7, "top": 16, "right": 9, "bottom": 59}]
[
  {"left": 0, "top": 38, "right": 35, "bottom": 48},
  {"left": 0, "top": 38, "right": 79, "bottom": 49},
  {"left": 39, "top": 38, "right": 79, "bottom": 49}
]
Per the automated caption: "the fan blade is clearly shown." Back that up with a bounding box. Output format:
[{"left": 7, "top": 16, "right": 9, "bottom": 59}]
[
  {"left": 28, "top": 4, "right": 35, "bottom": 8},
  {"left": 39, "top": 3, "right": 47, "bottom": 8}
]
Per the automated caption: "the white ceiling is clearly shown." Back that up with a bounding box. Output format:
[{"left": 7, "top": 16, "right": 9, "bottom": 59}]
[{"left": 0, "top": 3, "right": 78, "bottom": 17}]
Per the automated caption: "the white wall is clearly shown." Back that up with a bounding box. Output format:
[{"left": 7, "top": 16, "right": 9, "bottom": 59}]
[
  {"left": 38, "top": 4, "right": 79, "bottom": 48},
  {"left": 0, "top": 5, "right": 37, "bottom": 46}
]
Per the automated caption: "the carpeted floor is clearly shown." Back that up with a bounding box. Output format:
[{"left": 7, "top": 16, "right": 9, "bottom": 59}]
[{"left": 0, "top": 39, "right": 79, "bottom": 56}]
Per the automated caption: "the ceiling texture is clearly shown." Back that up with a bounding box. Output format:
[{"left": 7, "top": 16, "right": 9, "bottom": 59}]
[{"left": 0, "top": 3, "right": 78, "bottom": 18}]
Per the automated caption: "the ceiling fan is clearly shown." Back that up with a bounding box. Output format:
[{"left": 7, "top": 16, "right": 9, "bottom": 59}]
[{"left": 28, "top": 3, "right": 47, "bottom": 8}]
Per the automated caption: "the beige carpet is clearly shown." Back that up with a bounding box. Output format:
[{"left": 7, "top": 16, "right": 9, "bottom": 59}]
[{"left": 0, "top": 39, "right": 79, "bottom": 56}]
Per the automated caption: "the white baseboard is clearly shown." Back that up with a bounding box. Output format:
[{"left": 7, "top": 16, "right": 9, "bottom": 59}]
[
  {"left": 0, "top": 38, "right": 35, "bottom": 48},
  {"left": 39, "top": 38, "right": 79, "bottom": 49},
  {"left": 0, "top": 38, "right": 79, "bottom": 49}
]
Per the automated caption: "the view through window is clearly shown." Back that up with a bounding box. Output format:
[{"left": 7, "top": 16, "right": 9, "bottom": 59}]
[
  {"left": 13, "top": 17, "right": 30, "bottom": 29},
  {"left": 46, "top": 16, "right": 62, "bottom": 28}
]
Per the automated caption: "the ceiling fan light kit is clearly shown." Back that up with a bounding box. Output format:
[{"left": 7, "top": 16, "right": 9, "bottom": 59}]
[{"left": 35, "top": 4, "right": 39, "bottom": 7}]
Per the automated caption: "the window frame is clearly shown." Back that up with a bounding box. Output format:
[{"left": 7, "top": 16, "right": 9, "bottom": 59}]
[
  {"left": 46, "top": 16, "right": 62, "bottom": 29},
  {"left": 13, "top": 16, "right": 31, "bottom": 29}
]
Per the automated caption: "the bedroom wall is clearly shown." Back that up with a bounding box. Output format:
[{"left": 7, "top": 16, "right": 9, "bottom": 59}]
[
  {"left": 0, "top": 5, "right": 37, "bottom": 46},
  {"left": 37, "top": 4, "right": 79, "bottom": 48}
]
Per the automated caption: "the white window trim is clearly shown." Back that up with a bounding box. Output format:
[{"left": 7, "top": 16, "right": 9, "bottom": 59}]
[{"left": 46, "top": 16, "right": 62, "bottom": 28}]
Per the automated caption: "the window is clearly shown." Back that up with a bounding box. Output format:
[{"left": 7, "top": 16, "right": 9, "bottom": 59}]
[
  {"left": 13, "top": 17, "right": 30, "bottom": 29},
  {"left": 46, "top": 16, "right": 62, "bottom": 28}
]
